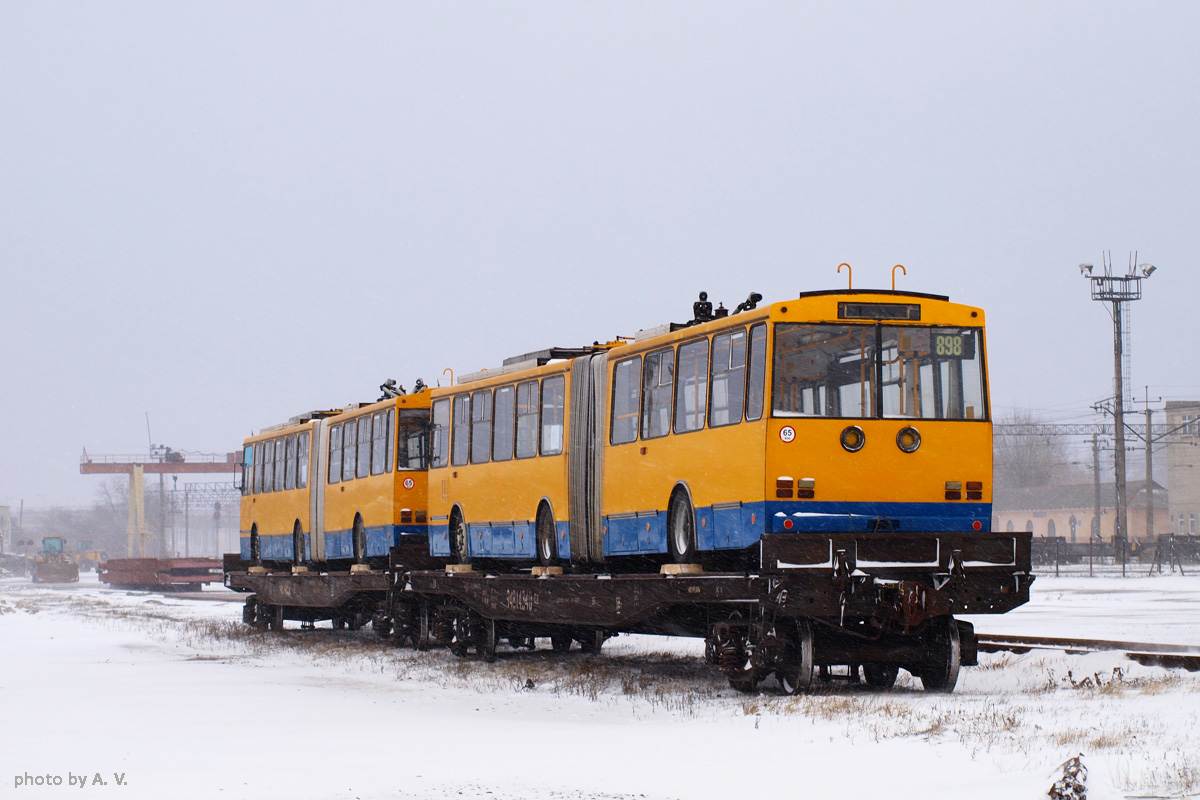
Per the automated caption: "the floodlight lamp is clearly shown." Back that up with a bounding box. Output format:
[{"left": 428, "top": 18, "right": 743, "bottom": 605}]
[
  {"left": 1079, "top": 263, "right": 1093, "bottom": 277},
  {"left": 1140, "top": 263, "right": 1156, "bottom": 277}
]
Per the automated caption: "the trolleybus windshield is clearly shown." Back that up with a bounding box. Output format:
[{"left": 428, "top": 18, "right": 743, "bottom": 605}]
[{"left": 772, "top": 323, "right": 986, "bottom": 421}]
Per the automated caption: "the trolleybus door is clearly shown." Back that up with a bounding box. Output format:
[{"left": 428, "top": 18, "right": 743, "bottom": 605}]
[
  {"left": 568, "top": 353, "right": 608, "bottom": 563},
  {"left": 310, "top": 418, "right": 329, "bottom": 562}
]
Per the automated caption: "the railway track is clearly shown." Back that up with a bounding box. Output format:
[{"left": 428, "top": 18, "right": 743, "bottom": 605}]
[{"left": 977, "top": 633, "right": 1200, "bottom": 671}]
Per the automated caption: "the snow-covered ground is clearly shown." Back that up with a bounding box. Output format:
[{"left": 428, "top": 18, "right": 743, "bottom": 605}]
[{"left": 2, "top": 571, "right": 1198, "bottom": 800}]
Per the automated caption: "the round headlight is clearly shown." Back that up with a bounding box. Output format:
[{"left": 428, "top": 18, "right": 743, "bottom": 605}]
[
  {"left": 896, "top": 426, "right": 921, "bottom": 453},
  {"left": 840, "top": 425, "right": 865, "bottom": 452}
]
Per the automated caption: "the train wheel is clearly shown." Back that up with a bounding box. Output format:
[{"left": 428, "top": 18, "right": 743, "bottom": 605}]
[
  {"left": 478, "top": 618, "right": 498, "bottom": 663},
  {"left": 265, "top": 604, "right": 284, "bottom": 632},
  {"left": 864, "top": 663, "right": 899, "bottom": 690},
  {"left": 550, "top": 634, "right": 572, "bottom": 653},
  {"left": 667, "top": 490, "right": 697, "bottom": 563},
  {"left": 919, "top": 617, "right": 961, "bottom": 693},
  {"left": 536, "top": 506, "right": 558, "bottom": 566},
  {"left": 415, "top": 604, "right": 432, "bottom": 652},
  {"left": 243, "top": 596, "right": 257, "bottom": 626},
  {"left": 450, "top": 510, "right": 470, "bottom": 565},
  {"left": 727, "top": 669, "right": 759, "bottom": 693},
  {"left": 372, "top": 613, "right": 393, "bottom": 640},
  {"left": 449, "top": 613, "right": 470, "bottom": 658},
  {"left": 776, "top": 619, "right": 814, "bottom": 696},
  {"left": 578, "top": 629, "right": 605, "bottom": 654}
]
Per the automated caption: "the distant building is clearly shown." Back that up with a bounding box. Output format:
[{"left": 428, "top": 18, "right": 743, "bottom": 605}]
[
  {"left": 1164, "top": 400, "right": 1200, "bottom": 536},
  {"left": 993, "top": 479, "right": 1169, "bottom": 542}
]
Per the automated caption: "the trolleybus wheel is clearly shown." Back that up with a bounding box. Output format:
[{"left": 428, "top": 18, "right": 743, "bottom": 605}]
[
  {"left": 550, "top": 633, "right": 572, "bottom": 653},
  {"left": 776, "top": 619, "right": 815, "bottom": 696},
  {"left": 478, "top": 617, "right": 498, "bottom": 663},
  {"left": 450, "top": 509, "right": 470, "bottom": 565},
  {"left": 293, "top": 520, "right": 306, "bottom": 565},
  {"left": 667, "top": 490, "right": 697, "bottom": 563},
  {"left": 536, "top": 506, "right": 558, "bottom": 566},
  {"left": 919, "top": 616, "right": 961, "bottom": 693},
  {"left": 352, "top": 514, "right": 366, "bottom": 563},
  {"left": 863, "top": 663, "right": 899, "bottom": 690}
]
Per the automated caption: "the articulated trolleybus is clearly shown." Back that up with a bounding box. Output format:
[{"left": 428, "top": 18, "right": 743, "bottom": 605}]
[{"left": 230, "top": 286, "right": 1032, "bottom": 694}]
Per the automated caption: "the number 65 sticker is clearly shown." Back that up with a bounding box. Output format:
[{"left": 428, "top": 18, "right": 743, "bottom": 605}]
[
  {"left": 403, "top": 477, "right": 415, "bottom": 490},
  {"left": 779, "top": 426, "right": 796, "bottom": 443}
]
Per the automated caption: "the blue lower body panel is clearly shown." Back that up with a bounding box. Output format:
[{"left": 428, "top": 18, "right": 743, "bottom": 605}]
[
  {"left": 419, "top": 501, "right": 991, "bottom": 560},
  {"left": 428, "top": 520, "right": 572, "bottom": 560},
  {"left": 241, "top": 525, "right": 427, "bottom": 561},
  {"left": 765, "top": 501, "right": 991, "bottom": 534}
]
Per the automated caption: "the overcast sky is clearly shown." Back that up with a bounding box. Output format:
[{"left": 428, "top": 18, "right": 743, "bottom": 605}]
[{"left": 2, "top": 2, "right": 1198, "bottom": 508}]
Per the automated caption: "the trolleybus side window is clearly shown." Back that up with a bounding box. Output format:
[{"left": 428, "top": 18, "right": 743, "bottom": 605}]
[
  {"left": 342, "top": 419, "right": 357, "bottom": 482},
  {"left": 471, "top": 390, "right": 492, "bottom": 464},
  {"left": 541, "top": 375, "right": 565, "bottom": 456},
  {"left": 263, "top": 439, "right": 276, "bottom": 493},
  {"left": 356, "top": 416, "right": 372, "bottom": 479},
  {"left": 397, "top": 410, "right": 427, "bottom": 470},
  {"left": 284, "top": 434, "right": 297, "bottom": 491},
  {"left": 430, "top": 399, "right": 451, "bottom": 469},
  {"left": 610, "top": 356, "right": 641, "bottom": 445},
  {"left": 242, "top": 445, "right": 254, "bottom": 495},
  {"left": 746, "top": 323, "right": 767, "bottom": 421},
  {"left": 515, "top": 381, "right": 539, "bottom": 459},
  {"left": 252, "top": 443, "right": 264, "bottom": 495},
  {"left": 709, "top": 329, "right": 747, "bottom": 427},
  {"left": 772, "top": 324, "right": 875, "bottom": 418},
  {"left": 297, "top": 431, "right": 310, "bottom": 488},
  {"left": 451, "top": 396, "right": 470, "bottom": 467},
  {"left": 675, "top": 338, "right": 709, "bottom": 434},
  {"left": 371, "top": 411, "right": 388, "bottom": 476},
  {"left": 493, "top": 385, "right": 515, "bottom": 462},
  {"left": 328, "top": 424, "right": 342, "bottom": 484},
  {"left": 385, "top": 409, "right": 395, "bottom": 472},
  {"left": 641, "top": 348, "right": 674, "bottom": 440},
  {"left": 275, "top": 437, "right": 287, "bottom": 492}
]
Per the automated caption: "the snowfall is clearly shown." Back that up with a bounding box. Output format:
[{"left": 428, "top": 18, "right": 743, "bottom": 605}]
[{"left": 2, "top": 567, "right": 1198, "bottom": 800}]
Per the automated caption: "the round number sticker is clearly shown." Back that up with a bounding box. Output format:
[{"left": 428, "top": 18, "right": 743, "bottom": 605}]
[
  {"left": 403, "top": 478, "right": 415, "bottom": 490},
  {"left": 779, "top": 426, "right": 796, "bottom": 443}
]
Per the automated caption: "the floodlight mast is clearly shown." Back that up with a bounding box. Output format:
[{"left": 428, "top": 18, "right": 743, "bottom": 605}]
[{"left": 1081, "top": 253, "right": 1156, "bottom": 550}]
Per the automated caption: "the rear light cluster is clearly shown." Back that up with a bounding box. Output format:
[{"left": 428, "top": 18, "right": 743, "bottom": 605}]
[
  {"left": 944, "top": 481, "right": 984, "bottom": 501},
  {"left": 400, "top": 510, "right": 428, "bottom": 524},
  {"left": 776, "top": 477, "right": 815, "bottom": 499}
]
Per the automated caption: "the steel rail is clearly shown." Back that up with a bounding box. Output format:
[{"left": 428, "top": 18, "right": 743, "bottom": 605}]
[{"left": 976, "top": 632, "right": 1200, "bottom": 671}]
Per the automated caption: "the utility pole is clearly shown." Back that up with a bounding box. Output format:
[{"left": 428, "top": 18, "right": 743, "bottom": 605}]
[
  {"left": 1144, "top": 389, "right": 1156, "bottom": 541},
  {"left": 1092, "top": 434, "right": 1102, "bottom": 540},
  {"left": 1079, "top": 254, "right": 1157, "bottom": 549}
]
